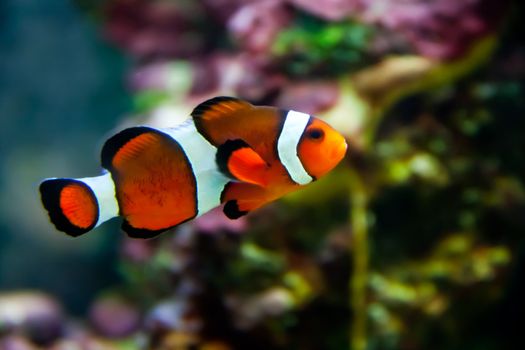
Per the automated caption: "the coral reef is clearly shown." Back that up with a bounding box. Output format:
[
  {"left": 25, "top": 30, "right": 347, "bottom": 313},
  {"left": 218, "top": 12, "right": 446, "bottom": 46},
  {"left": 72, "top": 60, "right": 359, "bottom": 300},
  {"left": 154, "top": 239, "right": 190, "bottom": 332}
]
[{"left": 3, "top": 0, "right": 524, "bottom": 349}]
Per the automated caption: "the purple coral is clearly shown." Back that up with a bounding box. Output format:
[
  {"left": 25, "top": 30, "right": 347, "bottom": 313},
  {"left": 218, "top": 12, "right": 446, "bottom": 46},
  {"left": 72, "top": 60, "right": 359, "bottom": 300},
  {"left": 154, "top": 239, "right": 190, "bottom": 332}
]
[
  {"left": 288, "top": 0, "right": 363, "bottom": 21},
  {"left": 275, "top": 81, "right": 340, "bottom": 114},
  {"left": 286, "top": 0, "right": 509, "bottom": 60},
  {"left": 228, "top": 0, "right": 293, "bottom": 54},
  {"left": 104, "top": 0, "right": 207, "bottom": 59},
  {"left": 359, "top": 0, "right": 510, "bottom": 60},
  {"left": 89, "top": 296, "right": 141, "bottom": 337}
]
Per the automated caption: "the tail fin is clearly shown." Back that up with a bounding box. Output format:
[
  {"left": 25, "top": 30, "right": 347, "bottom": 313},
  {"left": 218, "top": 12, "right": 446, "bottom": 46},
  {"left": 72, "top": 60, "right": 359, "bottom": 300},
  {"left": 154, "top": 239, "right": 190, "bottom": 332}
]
[{"left": 39, "top": 173, "right": 119, "bottom": 237}]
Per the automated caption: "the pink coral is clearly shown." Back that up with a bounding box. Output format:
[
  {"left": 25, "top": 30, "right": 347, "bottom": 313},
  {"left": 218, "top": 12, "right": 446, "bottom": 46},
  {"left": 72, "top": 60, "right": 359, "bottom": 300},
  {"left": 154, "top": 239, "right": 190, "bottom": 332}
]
[
  {"left": 275, "top": 81, "right": 340, "bottom": 115},
  {"left": 228, "top": 0, "right": 293, "bottom": 54},
  {"left": 359, "top": 0, "right": 510, "bottom": 60},
  {"left": 201, "top": 0, "right": 257, "bottom": 24},
  {"left": 188, "top": 53, "right": 286, "bottom": 102},
  {"left": 286, "top": 0, "right": 509, "bottom": 60},
  {"left": 89, "top": 296, "right": 141, "bottom": 337},
  {"left": 288, "top": 0, "right": 363, "bottom": 21},
  {"left": 192, "top": 207, "right": 248, "bottom": 234},
  {"left": 129, "top": 62, "right": 174, "bottom": 91},
  {"left": 104, "top": 0, "right": 206, "bottom": 59}
]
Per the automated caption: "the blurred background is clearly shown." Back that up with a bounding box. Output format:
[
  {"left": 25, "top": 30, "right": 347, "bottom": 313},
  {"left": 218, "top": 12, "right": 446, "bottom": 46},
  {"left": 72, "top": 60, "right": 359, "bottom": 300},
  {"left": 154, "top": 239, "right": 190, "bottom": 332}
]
[{"left": 0, "top": 0, "right": 524, "bottom": 349}]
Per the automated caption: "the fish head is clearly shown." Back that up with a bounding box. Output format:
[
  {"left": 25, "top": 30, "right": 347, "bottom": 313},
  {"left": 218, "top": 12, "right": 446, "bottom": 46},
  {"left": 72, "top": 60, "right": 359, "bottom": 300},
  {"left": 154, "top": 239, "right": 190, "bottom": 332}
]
[{"left": 297, "top": 117, "right": 347, "bottom": 180}]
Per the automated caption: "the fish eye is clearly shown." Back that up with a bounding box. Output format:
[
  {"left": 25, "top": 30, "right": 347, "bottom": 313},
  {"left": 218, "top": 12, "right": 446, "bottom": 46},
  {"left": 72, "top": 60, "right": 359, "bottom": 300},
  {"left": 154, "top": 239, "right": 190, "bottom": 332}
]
[{"left": 306, "top": 128, "right": 324, "bottom": 141}]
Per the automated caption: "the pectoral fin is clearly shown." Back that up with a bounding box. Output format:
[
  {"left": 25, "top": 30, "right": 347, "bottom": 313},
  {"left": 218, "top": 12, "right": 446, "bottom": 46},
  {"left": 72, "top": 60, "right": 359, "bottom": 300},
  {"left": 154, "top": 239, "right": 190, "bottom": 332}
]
[{"left": 216, "top": 139, "right": 269, "bottom": 187}]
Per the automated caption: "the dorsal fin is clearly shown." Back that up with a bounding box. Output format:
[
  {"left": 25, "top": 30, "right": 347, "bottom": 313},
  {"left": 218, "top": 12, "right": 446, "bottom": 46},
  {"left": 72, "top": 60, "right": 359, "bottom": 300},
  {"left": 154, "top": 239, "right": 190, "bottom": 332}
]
[
  {"left": 192, "top": 96, "right": 253, "bottom": 144},
  {"left": 191, "top": 96, "right": 253, "bottom": 121}
]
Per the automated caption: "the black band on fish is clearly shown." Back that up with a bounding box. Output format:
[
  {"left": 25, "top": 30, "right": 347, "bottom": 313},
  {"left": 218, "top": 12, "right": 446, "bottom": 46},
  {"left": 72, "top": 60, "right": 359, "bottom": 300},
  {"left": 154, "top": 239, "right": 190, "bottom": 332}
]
[
  {"left": 273, "top": 109, "right": 289, "bottom": 160},
  {"left": 297, "top": 117, "right": 317, "bottom": 182},
  {"left": 223, "top": 200, "right": 249, "bottom": 219}
]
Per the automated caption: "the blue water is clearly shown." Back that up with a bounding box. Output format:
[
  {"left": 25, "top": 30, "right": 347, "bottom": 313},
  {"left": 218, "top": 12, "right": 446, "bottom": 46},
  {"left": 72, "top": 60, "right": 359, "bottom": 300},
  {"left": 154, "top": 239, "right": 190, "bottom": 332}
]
[{"left": 0, "top": 0, "right": 131, "bottom": 313}]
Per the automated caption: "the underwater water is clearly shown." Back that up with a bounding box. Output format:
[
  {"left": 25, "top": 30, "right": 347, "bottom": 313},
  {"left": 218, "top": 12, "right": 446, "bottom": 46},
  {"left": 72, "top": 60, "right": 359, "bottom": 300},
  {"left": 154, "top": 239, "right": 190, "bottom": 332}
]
[
  {"left": 0, "top": 0, "right": 524, "bottom": 349},
  {"left": 0, "top": 0, "right": 130, "bottom": 312}
]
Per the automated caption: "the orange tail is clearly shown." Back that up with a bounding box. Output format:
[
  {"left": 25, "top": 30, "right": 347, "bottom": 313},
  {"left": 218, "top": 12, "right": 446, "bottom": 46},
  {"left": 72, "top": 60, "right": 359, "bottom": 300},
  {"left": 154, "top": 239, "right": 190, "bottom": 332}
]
[{"left": 40, "top": 178, "right": 100, "bottom": 236}]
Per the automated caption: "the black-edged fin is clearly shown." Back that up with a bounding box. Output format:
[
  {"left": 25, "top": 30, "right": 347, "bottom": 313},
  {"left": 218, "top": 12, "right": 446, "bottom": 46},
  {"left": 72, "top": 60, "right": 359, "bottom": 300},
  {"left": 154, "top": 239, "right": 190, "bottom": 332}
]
[
  {"left": 121, "top": 220, "right": 168, "bottom": 239},
  {"left": 220, "top": 182, "right": 270, "bottom": 219},
  {"left": 101, "top": 126, "right": 156, "bottom": 171},
  {"left": 216, "top": 139, "right": 250, "bottom": 176},
  {"left": 216, "top": 139, "right": 269, "bottom": 187},
  {"left": 223, "top": 200, "right": 249, "bottom": 219},
  {"left": 191, "top": 96, "right": 253, "bottom": 143},
  {"left": 39, "top": 178, "right": 99, "bottom": 237},
  {"left": 191, "top": 96, "right": 252, "bottom": 121},
  {"left": 100, "top": 126, "right": 198, "bottom": 236}
]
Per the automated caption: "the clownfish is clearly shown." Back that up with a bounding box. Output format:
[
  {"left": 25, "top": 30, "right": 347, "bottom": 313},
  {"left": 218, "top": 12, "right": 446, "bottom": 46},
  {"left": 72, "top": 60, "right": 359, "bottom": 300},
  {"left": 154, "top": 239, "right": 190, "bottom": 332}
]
[{"left": 40, "top": 97, "right": 347, "bottom": 238}]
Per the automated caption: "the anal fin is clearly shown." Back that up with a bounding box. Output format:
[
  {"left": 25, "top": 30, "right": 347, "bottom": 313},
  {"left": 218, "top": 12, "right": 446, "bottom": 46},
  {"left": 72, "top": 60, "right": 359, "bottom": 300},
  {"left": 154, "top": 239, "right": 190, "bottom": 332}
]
[
  {"left": 220, "top": 182, "right": 270, "bottom": 219},
  {"left": 223, "top": 200, "right": 249, "bottom": 219}
]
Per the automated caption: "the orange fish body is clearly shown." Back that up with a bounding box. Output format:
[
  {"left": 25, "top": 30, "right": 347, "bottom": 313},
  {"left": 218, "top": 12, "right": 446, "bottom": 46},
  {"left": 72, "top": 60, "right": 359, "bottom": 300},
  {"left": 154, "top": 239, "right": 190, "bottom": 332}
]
[{"left": 40, "top": 97, "right": 347, "bottom": 238}]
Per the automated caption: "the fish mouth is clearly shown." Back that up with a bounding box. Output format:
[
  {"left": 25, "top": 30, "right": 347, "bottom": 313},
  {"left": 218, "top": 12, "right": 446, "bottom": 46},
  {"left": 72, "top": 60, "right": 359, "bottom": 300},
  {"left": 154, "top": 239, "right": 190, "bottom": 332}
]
[{"left": 332, "top": 140, "right": 348, "bottom": 161}]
